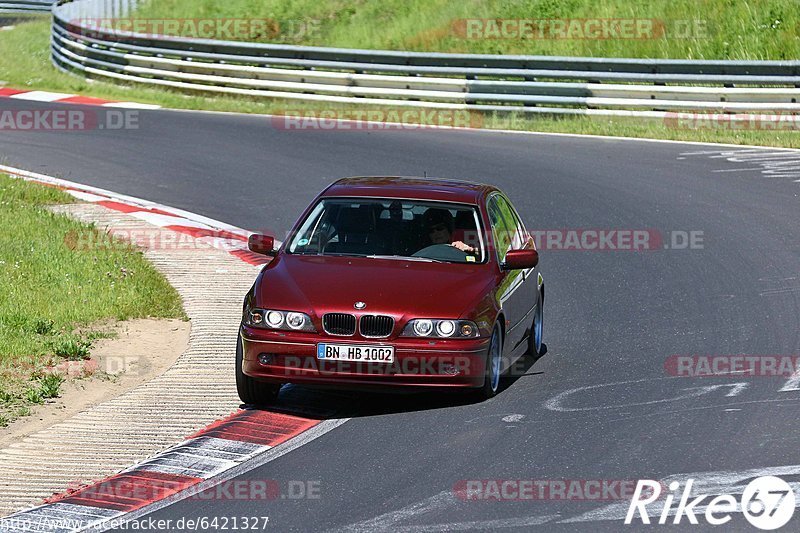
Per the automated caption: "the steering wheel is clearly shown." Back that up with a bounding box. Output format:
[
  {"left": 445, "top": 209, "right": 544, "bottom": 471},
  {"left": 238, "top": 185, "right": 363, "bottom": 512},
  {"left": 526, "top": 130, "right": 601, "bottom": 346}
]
[{"left": 412, "top": 244, "right": 470, "bottom": 262}]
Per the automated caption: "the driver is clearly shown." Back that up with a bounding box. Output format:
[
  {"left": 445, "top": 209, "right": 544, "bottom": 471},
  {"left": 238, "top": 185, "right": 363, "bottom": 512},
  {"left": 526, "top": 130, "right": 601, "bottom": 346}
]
[{"left": 422, "top": 208, "right": 478, "bottom": 255}]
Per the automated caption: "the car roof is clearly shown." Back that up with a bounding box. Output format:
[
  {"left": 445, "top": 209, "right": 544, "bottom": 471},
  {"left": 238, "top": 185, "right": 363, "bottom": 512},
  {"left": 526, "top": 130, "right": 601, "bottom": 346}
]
[{"left": 321, "top": 176, "right": 498, "bottom": 205}]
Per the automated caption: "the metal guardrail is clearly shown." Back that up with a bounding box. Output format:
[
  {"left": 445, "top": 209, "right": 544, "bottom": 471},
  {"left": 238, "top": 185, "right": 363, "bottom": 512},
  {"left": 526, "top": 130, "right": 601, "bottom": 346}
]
[
  {"left": 50, "top": 0, "right": 800, "bottom": 118},
  {"left": 0, "top": 0, "right": 54, "bottom": 13}
]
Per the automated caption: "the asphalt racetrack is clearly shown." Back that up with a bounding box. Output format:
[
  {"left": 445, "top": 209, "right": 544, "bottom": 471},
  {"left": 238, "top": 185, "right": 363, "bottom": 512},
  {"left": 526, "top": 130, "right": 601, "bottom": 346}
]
[{"left": 1, "top": 99, "right": 799, "bottom": 531}]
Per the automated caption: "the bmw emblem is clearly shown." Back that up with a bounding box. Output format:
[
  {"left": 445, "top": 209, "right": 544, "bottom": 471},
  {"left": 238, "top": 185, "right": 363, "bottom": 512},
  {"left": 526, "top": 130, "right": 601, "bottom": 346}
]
[{"left": 354, "top": 301, "right": 366, "bottom": 310}]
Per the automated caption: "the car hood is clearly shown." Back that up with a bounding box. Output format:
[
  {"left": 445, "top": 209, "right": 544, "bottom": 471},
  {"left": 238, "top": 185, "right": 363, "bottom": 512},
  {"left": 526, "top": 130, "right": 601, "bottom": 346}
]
[{"left": 255, "top": 254, "right": 495, "bottom": 319}]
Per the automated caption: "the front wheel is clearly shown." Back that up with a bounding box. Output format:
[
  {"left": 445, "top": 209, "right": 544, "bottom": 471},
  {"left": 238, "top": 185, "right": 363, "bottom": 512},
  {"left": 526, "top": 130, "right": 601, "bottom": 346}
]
[
  {"left": 475, "top": 324, "right": 503, "bottom": 400},
  {"left": 529, "top": 287, "right": 544, "bottom": 357},
  {"left": 235, "top": 335, "right": 281, "bottom": 405}
]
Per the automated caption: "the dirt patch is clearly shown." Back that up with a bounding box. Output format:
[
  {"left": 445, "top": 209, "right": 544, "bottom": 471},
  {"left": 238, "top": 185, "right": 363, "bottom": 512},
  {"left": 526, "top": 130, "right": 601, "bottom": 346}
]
[{"left": 0, "top": 318, "right": 189, "bottom": 449}]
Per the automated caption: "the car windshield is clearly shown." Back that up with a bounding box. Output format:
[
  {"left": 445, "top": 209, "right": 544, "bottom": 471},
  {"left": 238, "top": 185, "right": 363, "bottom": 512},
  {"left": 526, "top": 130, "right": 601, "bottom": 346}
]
[{"left": 287, "top": 198, "right": 486, "bottom": 264}]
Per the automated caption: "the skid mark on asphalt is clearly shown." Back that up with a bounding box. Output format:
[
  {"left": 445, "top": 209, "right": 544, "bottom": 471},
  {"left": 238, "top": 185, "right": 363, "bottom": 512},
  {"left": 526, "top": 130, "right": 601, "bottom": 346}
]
[
  {"left": 561, "top": 464, "right": 800, "bottom": 523},
  {"left": 464, "top": 373, "right": 800, "bottom": 426},
  {"left": 334, "top": 465, "right": 800, "bottom": 530},
  {"left": 760, "top": 286, "right": 800, "bottom": 296},
  {"left": 470, "top": 397, "right": 800, "bottom": 428},
  {"left": 332, "top": 491, "right": 556, "bottom": 533},
  {"left": 335, "top": 490, "right": 455, "bottom": 532},
  {"left": 679, "top": 148, "right": 800, "bottom": 181},
  {"left": 543, "top": 377, "right": 750, "bottom": 413},
  {"left": 780, "top": 368, "right": 800, "bottom": 392}
]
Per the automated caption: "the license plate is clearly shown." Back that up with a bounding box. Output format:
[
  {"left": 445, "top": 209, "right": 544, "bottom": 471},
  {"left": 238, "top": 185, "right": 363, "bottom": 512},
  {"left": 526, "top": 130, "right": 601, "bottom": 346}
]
[{"left": 317, "top": 343, "right": 395, "bottom": 363}]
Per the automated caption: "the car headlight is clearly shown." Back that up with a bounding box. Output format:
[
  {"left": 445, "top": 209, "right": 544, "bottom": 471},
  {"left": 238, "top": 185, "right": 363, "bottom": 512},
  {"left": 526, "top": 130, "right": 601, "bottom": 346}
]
[
  {"left": 402, "top": 319, "right": 479, "bottom": 338},
  {"left": 413, "top": 319, "right": 433, "bottom": 337},
  {"left": 436, "top": 320, "right": 456, "bottom": 337},
  {"left": 286, "top": 312, "right": 306, "bottom": 330},
  {"left": 265, "top": 310, "right": 284, "bottom": 328},
  {"left": 245, "top": 308, "right": 316, "bottom": 332}
]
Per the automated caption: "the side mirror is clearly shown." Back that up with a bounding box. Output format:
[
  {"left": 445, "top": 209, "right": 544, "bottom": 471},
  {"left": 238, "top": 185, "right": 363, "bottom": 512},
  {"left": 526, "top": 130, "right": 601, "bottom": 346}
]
[
  {"left": 502, "top": 249, "right": 538, "bottom": 270},
  {"left": 248, "top": 233, "right": 275, "bottom": 256}
]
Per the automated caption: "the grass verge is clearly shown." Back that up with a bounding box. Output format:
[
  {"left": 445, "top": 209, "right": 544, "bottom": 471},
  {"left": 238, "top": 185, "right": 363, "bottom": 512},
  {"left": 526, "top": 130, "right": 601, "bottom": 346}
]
[
  {"left": 134, "top": 0, "right": 800, "bottom": 59},
  {"left": 0, "top": 174, "right": 185, "bottom": 427},
  {"left": 0, "top": 17, "right": 798, "bottom": 152}
]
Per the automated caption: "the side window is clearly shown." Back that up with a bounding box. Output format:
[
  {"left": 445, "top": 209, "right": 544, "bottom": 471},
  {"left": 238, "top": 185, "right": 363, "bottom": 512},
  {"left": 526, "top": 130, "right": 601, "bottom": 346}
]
[
  {"left": 487, "top": 196, "right": 517, "bottom": 263},
  {"left": 497, "top": 195, "right": 527, "bottom": 250},
  {"left": 289, "top": 201, "right": 326, "bottom": 253}
]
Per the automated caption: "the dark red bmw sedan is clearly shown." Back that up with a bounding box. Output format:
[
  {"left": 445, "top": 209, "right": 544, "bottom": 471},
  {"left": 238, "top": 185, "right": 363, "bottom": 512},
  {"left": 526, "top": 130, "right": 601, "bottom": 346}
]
[{"left": 237, "top": 177, "right": 544, "bottom": 403}]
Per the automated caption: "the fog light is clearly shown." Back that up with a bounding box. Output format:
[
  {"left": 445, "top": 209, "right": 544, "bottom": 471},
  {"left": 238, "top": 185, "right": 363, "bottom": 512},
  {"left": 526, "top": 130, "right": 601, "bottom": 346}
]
[{"left": 258, "top": 353, "right": 274, "bottom": 365}]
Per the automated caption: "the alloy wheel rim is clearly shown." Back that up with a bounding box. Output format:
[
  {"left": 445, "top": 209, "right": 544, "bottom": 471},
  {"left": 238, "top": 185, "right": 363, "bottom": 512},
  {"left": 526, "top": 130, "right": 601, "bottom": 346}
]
[
  {"left": 490, "top": 329, "right": 501, "bottom": 391},
  {"left": 534, "top": 302, "right": 543, "bottom": 353}
]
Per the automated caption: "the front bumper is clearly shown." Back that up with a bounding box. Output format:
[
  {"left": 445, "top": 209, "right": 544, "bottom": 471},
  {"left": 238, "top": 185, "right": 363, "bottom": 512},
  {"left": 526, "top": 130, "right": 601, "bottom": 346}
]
[{"left": 240, "top": 325, "right": 490, "bottom": 389}]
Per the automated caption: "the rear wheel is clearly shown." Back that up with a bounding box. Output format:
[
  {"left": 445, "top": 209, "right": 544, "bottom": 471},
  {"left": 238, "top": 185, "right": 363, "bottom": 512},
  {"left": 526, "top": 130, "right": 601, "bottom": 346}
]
[
  {"left": 235, "top": 335, "right": 281, "bottom": 405},
  {"left": 476, "top": 324, "right": 503, "bottom": 400}
]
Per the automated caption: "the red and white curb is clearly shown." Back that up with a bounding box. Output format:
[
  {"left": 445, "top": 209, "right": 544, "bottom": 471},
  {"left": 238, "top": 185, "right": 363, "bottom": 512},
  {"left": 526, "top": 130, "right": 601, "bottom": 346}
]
[
  {"left": 0, "top": 165, "right": 270, "bottom": 266},
  {"left": 0, "top": 411, "right": 348, "bottom": 533},
  {"left": 0, "top": 165, "right": 341, "bottom": 532},
  {"left": 0, "top": 87, "right": 161, "bottom": 109}
]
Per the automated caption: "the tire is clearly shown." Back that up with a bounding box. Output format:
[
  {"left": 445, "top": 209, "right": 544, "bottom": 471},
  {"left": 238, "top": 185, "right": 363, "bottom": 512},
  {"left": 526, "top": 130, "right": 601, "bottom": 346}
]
[
  {"left": 235, "top": 335, "right": 281, "bottom": 405},
  {"left": 476, "top": 324, "right": 503, "bottom": 400},
  {"left": 529, "top": 287, "right": 544, "bottom": 357}
]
